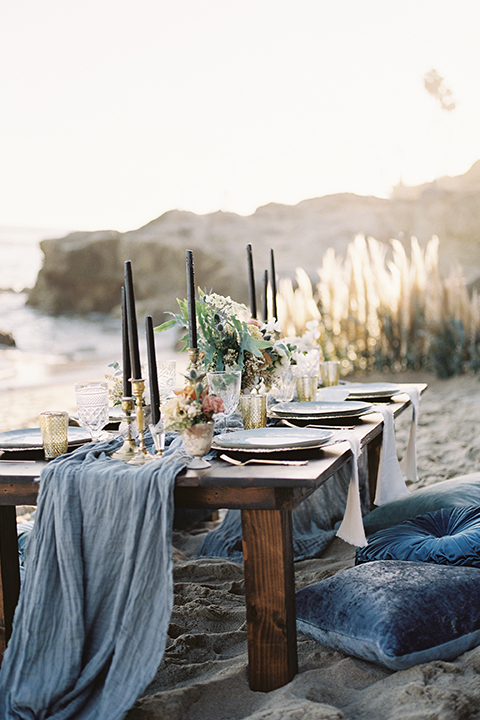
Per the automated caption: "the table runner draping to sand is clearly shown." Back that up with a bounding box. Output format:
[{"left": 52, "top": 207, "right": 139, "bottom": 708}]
[{"left": 0, "top": 436, "right": 187, "bottom": 720}]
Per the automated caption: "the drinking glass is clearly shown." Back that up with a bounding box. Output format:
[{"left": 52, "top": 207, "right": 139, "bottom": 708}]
[
  {"left": 239, "top": 393, "right": 267, "bottom": 429},
  {"left": 293, "top": 347, "right": 320, "bottom": 376},
  {"left": 39, "top": 411, "right": 69, "bottom": 460},
  {"left": 292, "top": 349, "right": 319, "bottom": 401},
  {"left": 157, "top": 360, "right": 176, "bottom": 399},
  {"left": 270, "top": 366, "right": 295, "bottom": 402},
  {"left": 75, "top": 381, "right": 109, "bottom": 442},
  {"left": 207, "top": 370, "right": 242, "bottom": 432},
  {"left": 320, "top": 360, "right": 340, "bottom": 387},
  {"left": 295, "top": 375, "right": 318, "bottom": 402}
]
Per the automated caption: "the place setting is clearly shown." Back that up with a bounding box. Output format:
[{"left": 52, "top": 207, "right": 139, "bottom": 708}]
[
  {"left": 211, "top": 425, "right": 337, "bottom": 465},
  {"left": 0, "top": 424, "right": 93, "bottom": 461},
  {"left": 0, "top": 384, "right": 115, "bottom": 463},
  {"left": 339, "top": 381, "right": 403, "bottom": 401},
  {"left": 268, "top": 399, "right": 375, "bottom": 425}
]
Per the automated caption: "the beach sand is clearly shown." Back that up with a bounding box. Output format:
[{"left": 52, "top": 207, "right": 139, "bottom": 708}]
[{"left": 9, "top": 369, "right": 480, "bottom": 719}]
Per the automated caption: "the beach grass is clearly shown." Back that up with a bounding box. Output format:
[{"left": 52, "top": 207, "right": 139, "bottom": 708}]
[{"left": 277, "top": 234, "right": 480, "bottom": 378}]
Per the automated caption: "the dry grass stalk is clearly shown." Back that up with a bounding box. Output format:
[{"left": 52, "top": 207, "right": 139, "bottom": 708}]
[{"left": 276, "top": 235, "right": 480, "bottom": 376}]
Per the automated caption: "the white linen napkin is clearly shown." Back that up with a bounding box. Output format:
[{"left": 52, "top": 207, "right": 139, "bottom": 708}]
[
  {"left": 373, "top": 385, "right": 421, "bottom": 505},
  {"left": 317, "top": 387, "right": 351, "bottom": 402},
  {"left": 335, "top": 432, "right": 368, "bottom": 547},
  {"left": 373, "top": 404, "right": 410, "bottom": 506},
  {"left": 399, "top": 385, "right": 420, "bottom": 482}
]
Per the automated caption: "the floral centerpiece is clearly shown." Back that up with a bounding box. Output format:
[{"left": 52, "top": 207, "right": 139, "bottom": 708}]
[
  {"left": 162, "top": 368, "right": 224, "bottom": 433},
  {"left": 156, "top": 291, "right": 293, "bottom": 392}
]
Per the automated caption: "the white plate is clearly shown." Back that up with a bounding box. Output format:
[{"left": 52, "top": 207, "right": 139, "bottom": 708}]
[
  {"left": 271, "top": 400, "right": 374, "bottom": 418},
  {"left": 0, "top": 427, "right": 93, "bottom": 450},
  {"left": 212, "top": 427, "right": 334, "bottom": 452},
  {"left": 344, "top": 382, "right": 401, "bottom": 399}
]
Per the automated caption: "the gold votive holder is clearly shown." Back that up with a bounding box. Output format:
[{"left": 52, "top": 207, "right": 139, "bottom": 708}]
[
  {"left": 240, "top": 394, "right": 267, "bottom": 429},
  {"left": 295, "top": 375, "right": 318, "bottom": 402},
  {"left": 320, "top": 360, "right": 340, "bottom": 387},
  {"left": 39, "top": 411, "right": 69, "bottom": 460}
]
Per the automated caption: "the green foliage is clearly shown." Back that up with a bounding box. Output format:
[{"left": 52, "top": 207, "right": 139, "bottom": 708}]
[{"left": 155, "top": 290, "right": 271, "bottom": 387}]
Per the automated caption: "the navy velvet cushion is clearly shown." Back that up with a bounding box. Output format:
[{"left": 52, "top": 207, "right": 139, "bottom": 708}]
[
  {"left": 356, "top": 506, "right": 480, "bottom": 567},
  {"left": 363, "top": 472, "right": 480, "bottom": 535},
  {"left": 296, "top": 560, "right": 480, "bottom": 670}
]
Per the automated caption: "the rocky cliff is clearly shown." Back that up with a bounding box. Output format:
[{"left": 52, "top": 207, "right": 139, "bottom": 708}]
[{"left": 27, "top": 161, "right": 480, "bottom": 321}]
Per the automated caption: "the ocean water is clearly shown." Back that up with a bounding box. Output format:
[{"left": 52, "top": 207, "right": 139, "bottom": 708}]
[{"left": 0, "top": 227, "right": 177, "bottom": 390}]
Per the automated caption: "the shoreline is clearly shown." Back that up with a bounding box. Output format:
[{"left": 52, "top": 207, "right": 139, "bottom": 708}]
[{"left": 1, "top": 352, "right": 189, "bottom": 434}]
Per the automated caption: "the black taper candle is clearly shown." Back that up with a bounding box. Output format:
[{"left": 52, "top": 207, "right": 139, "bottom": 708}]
[
  {"left": 145, "top": 316, "right": 160, "bottom": 425},
  {"left": 263, "top": 269, "right": 269, "bottom": 323},
  {"left": 186, "top": 249, "right": 197, "bottom": 349},
  {"left": 270, "top": 248, "right": 278, "bottom": 321},
  {"left": 246, "top": 243, "right": 257, "bottom": 318},
  {"left": 121, "top": 286, "right": 132, "bottom": 397},
  {"left": 124, "top": 260, "right": 142, "bottom": 380}
]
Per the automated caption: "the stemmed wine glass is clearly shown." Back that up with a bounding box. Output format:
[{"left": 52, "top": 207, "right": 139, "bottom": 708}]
[
  {"left": 75, "top": 381, "right": 110, "bottom": 442},
  {"left": 207, "top": 370, "right": 242, "bottom": 433},
  {"left": 157, "top": 360, "right": 176, "bottom": 400}
]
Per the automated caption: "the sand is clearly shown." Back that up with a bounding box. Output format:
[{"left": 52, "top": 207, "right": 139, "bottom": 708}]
[{"left": 8, "top": 369, "right": 480, "bottom": 720}]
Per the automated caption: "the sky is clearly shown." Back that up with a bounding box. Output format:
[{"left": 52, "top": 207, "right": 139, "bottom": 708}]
[{"left": 1, "top": 0, "right": 480, "bottom": 233}]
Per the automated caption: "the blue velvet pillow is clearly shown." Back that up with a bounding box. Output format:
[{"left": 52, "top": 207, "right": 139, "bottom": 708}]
[
  {"left": 363, "top": 473, "right": 480, "bottom": 535},
  {"left": 296, "top": 560, "right": 480, "bottom": 670},
  {"left": 356, "top": 506, "right": 480, "bottom": 567}
]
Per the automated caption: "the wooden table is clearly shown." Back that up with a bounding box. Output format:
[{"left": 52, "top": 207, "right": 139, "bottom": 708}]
[{"left": 0, "top": 385, "right": 425, "bottom": 692}]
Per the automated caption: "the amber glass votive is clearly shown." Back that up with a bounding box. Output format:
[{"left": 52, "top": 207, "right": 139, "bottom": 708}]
[{"left": 39, "top": 411, "right": 69, "bottom": 460}]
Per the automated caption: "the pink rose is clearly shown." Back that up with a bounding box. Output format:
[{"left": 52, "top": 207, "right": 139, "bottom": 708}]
[{"left": 202, "top": 393, "right": 225, "bottom": 415}]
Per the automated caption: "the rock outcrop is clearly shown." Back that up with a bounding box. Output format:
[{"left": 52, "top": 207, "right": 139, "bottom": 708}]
[
  {"left": 27, "top": 162, "right": 480, "bottom": 320},
  {"left": 0, "top": 329, "right": 16, "bottom": 347}
]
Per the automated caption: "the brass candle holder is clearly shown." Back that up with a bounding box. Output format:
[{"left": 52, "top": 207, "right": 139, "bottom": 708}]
[
  {"left": 128, "top": 378, "right": 155, "bottom": 465},
  {"left": 188, "top": 347, "right": 199, "bottom": 370},
  {"left": 111, "top": 396, "right": 137, "bottom": 461}
]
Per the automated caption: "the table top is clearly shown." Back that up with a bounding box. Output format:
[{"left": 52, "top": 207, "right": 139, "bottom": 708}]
[{"left": 0, "top": 384, "right": 426, "bottom": 508}]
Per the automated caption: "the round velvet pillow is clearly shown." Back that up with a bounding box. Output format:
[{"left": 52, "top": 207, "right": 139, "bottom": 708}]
[{"left": 356, "top": 505, "right": 480, "bottom": 567}]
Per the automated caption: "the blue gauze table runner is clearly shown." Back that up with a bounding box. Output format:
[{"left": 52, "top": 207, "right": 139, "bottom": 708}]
[{"left": 0, "top": 435, "right": 186, "bottom": 720}]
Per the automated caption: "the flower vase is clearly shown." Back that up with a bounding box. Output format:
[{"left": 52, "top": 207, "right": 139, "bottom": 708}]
[{"left": 182, "top": 421, "right": 215, "bottom": 469}]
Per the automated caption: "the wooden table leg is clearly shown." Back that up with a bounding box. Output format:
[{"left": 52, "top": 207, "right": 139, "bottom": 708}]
[
  {"left": 367, "top": 431, "right": 383, "bottom": 507},
  {"left": 0, "top": 506, "right": 20, "bottom": 661},
  {"left": 241, "top": 508, "right": 298, "bottom": 692}
]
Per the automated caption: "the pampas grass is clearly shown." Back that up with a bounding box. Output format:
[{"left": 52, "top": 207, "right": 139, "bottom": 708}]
[{"left": 277, "top": 235, "right": 480, "bottom": 377}]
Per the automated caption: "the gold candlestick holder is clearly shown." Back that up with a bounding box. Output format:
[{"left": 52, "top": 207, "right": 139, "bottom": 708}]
[
  {"left": 111, "top": 396, "right": 137, "bottom": 461},
  {"left": 128, "top": 378, "right": 155, "bottom": 465},
  {"left": 188, "top": 347, "right": 199, "bottom": 370}
]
